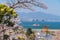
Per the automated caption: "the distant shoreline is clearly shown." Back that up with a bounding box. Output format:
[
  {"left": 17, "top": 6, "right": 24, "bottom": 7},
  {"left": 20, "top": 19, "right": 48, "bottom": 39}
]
[{"left": 24, "top": 29, "right": 60, "bottom": 31}]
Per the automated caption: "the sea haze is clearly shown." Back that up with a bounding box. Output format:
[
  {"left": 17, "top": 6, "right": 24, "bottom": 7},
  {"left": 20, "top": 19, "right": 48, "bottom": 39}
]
[
  {"left": 18, "top": 12, "right": 60, "bottom": 22},
  {"left": 18, "top": 12, "right": 60, "bottom": 29},
  {"left": 19, "top": 21, "right": 60, "bottom": 29}
]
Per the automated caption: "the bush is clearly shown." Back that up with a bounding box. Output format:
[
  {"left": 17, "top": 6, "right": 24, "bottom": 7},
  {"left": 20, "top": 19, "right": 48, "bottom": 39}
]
[
  {"left": 26, "top": 28, "right": 33, "bottom": 36},
  {"left": 0, "top": 4, "right": 17, "bottom": 26}
]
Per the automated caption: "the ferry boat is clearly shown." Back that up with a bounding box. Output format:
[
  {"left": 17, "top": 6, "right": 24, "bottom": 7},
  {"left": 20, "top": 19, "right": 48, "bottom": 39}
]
[{"left": 33, "top": 24, "right": 40, "bottom": 26}]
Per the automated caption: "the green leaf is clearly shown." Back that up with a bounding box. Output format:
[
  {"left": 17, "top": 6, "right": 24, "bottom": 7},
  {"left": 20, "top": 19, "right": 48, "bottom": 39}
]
[{"left": 0, "top": 4, "right": 17, "bottom": 26}]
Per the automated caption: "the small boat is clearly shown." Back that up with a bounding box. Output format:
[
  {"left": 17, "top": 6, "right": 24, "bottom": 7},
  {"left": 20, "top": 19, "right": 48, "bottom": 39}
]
[{"left": 33, "top": 24, "right": 40, "bottom": 26}]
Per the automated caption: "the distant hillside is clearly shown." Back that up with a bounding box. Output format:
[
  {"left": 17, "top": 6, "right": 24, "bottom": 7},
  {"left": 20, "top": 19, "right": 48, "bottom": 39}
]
[{"left": 17, "top": 12, "right": 60, "bottom": 22}]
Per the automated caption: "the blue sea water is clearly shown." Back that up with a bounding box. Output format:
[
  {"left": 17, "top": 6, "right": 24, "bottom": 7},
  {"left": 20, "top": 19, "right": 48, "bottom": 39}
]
[{"left": 19, "top": 21, "right": 60, "bottom": 29}]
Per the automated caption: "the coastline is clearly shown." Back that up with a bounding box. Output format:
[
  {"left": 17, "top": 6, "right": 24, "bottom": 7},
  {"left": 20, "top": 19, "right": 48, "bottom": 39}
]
[
  {"left": 24, "top": 29, "right": 60, "bottom": 31},
  {"left": 24, "top": 28, "right": 60, "bottom": 40}
]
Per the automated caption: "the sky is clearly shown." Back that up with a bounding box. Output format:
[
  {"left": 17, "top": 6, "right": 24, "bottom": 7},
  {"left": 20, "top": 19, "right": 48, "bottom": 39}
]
[
  {"left": 42, "top": 0, "right": 60, "bottom": 16},
  {"left": 17, "top": 0, "right": 60, "bottom": 16},
  {"left": 0, "top": 0, "right": 60, "bottom": 21}
]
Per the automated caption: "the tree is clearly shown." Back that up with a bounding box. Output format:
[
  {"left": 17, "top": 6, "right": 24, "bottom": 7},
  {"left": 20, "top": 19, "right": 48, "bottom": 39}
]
[
  {"left": 26, "top": 28, "right": 33, "bottom": 36},
  {"left": 0, "top": 4, "right": 17, "bottom": 26},
  {"left": 4, "top": 0, "right": 48, "bottom": 26},
  {"left": 0, "top": 0, "right": 48, "bottom": 26},
  {"left": 6, "top": 0, "right": 48, "bottom": 10},
  {"left": 26, "top": 28, "right": 35, "bottom": 40}
]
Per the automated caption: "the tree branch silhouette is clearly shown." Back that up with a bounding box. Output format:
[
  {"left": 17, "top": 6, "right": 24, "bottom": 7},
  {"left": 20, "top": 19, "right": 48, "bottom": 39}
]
[{"left": 7, "top": 0, "right": 48, "bottom": 10}]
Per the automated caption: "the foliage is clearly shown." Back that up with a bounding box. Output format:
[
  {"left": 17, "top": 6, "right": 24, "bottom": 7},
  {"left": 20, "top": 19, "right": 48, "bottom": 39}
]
[
  {"left": 26, "top": 28, "right": 35, "bottom": 40},
  {"left": 18, "top": 36, "right": 25, "bottom": 40},
  {"left": 7, "top": 0, "right": 48, "bottom": 10},
  {"left": 49, "top": 31, "right": 56, "bottom": 36},
  {"left": 26, "top": 28, "right": 33, "bottom": 36},
  {"left": 45, "top": 30, "right": 56, "bottom": 36},
  {"left": 29, "top": 33, "right": 35, "bottom": 40},
  {"left": 0, "top": 4, "right": 17, "bottom": 26}
]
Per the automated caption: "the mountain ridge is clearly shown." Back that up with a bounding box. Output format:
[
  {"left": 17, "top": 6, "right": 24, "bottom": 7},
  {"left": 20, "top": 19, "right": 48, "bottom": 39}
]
[{"left": 17, "top": 12, "right": 60, "bottom": 21}]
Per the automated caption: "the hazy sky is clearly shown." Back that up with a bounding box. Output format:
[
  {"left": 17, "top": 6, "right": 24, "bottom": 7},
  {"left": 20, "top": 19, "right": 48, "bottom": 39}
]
[
  {"left": 18, "top": 0, "right": 60, "bottom": 16},
  {"left": 0, "top": 0, "right": 60, "bottom": 21},
  {"left": 42, "top": 0, "right": 60, "bottom": 16},
  {"left": 0, "top": 0, "right": 60, "bottom": 16}
]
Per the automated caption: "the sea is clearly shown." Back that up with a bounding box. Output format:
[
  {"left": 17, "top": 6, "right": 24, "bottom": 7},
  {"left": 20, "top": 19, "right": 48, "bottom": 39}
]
[{"left": 19, "top": 21, "right": 60, "bottom": 29}]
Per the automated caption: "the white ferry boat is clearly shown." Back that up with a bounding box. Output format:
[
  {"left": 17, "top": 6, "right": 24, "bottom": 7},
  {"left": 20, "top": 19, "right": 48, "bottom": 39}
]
[{"left": 33, "top": 24, "right": 40, "bottom": 26}]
